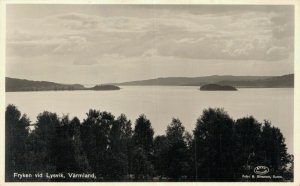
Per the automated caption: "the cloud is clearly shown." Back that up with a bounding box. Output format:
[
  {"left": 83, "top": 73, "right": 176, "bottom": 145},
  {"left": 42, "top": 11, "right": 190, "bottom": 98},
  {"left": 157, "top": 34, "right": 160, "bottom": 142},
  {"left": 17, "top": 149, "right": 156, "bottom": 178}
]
[
  {"left": 7, "top": 35, "right": 90, "bottom": 57},
  {"left": 53, "top": 36, "right": 89, "bottom": 54},
  {"left": 266, "top": 46, "right": 290, "bottom": 61},
  {"left": 55, "top": 13, "right": 99, "bottom": 30},
  {"left": 48, "top": 12, "right": 149, "bottom": 33},
  {"left": 7, "top": 38, "right": 62, "bottom": 57},
  {"left": 6, "top": 6, "right": 294, "bottom": 63}
]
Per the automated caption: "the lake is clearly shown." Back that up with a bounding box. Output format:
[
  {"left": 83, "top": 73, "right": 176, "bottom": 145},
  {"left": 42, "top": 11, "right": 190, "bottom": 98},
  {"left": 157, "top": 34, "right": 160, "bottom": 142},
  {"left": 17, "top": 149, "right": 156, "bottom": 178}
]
[{"left": 6, "top": 86, "right": 294, "bottom": 153}]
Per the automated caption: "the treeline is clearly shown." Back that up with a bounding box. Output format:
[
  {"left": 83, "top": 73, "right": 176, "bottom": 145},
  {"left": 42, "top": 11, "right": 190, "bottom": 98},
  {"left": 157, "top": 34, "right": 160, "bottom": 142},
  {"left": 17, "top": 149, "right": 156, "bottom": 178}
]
[
  {"left": 6, "top": 105, "right": 293, "bottom": 182},
  {"left": 5, "top": 77, "right": 85, "bottom": 92}
]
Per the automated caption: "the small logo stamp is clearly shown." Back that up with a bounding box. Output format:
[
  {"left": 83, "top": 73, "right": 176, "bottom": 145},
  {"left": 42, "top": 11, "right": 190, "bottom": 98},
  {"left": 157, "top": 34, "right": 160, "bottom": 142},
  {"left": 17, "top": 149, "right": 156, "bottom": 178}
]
[{"left": 254, "top": 166, "right": 269, "bottom": 175}]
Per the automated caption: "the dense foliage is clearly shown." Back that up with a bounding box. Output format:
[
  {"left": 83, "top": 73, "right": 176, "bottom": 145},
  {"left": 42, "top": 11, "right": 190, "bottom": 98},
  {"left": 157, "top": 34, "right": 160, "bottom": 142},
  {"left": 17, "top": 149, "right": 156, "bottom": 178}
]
[{"left": 6, "top": 105, "right": 293, "bottom": 182}]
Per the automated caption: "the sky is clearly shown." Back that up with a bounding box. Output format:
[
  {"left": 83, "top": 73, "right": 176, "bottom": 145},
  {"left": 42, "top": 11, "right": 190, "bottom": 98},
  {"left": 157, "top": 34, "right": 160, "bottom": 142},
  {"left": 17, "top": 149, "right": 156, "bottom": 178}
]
[{"left": 6, "top": 4, "right": 294, "bottom": 84}]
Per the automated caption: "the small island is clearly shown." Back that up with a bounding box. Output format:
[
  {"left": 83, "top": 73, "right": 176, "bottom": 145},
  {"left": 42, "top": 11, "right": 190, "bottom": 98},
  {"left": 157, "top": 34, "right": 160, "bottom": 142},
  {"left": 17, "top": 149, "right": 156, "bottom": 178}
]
[
  {"left": 200, "top": 84, "right": 237, "bottom": 91},
  {"left": 90, "top": 85, "right": 121, "bottom": 91}
]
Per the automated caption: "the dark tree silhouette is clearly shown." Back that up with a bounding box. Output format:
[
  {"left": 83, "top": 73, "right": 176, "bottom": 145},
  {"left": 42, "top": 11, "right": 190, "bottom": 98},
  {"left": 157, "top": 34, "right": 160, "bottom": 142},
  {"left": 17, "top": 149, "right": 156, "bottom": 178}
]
[
  {"left": 68, "top": 117, "right": 91, "bottom": 173},
  {"left": 51, "top": 116, "right": 91, "bottom": 181},
  {"left": 153, "top": 135, "right": 168, "bottom": 179},
  {"left": 132, "top": 114, "right": 154, "bottom": 179},
  {"left": 5, "top": 105, "right": 30, "bottom": 181},
  {"left": 259, "top": 121, "right": 290, "bottom": 179},
  {"left": 106, "top": 114, "right": 133, "bottom": 180},
  {"left": 235, "top": 116, "right": 262, "bottom": 177},
  {"left": 193, "top": 108, "right": 236, "bottom": 181},
  {"left": 132, "top": 114, "right": 154, "bottom": 154},
  {"left": 80, "top": 109, "right": 115, "bottom": 180},
  {"left": 32, "top": 111, "right": 60, "bottom": 175},
  {"left": 131, "top": 147, "right": 154, "bottom": 180},
  {"left": 5, "top": 105, "right": 293, "bottom": 182},
  {"left": 165, "top": 118, "right": 189, "bottom": 180}
]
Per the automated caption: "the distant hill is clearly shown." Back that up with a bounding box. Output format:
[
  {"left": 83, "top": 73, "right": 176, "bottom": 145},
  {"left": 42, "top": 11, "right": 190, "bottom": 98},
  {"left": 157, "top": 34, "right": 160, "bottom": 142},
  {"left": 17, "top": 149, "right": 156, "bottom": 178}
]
[
  {"left": 6, "top": 74, "right": 294, "bottom": 92},
  {"left": 114, "top": 75, "right": 272, "bottom": 86},
  {"left": 5, "top": 77, "right": 123, "bottom": 92},
  {"left": 216, "top": 74, "right": 294, "bottom": 88},
  {"left": 114, "top": 74, "right": 293, "bottom": 88},
  {"left": 200, "top": 84, "right": 237, "bottom": 91},
  {"left": 6, "top": 77, "right": 85, "bottom": 92}
]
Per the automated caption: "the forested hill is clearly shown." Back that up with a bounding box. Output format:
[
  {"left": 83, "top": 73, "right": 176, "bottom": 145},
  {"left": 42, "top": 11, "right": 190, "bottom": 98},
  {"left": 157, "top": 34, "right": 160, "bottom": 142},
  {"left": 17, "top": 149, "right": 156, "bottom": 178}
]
[
  {"left": 6, "top": 77, "right": 85, "bottom": 92},
  {"left": 5, "top": 77, "right": 122, "bottom": 92},
  {"left": 6, "top": 74, "right": 294, "bottom": 92},
  {"left": 216, "top": 74, "right": 294, "bottom": 88},
  {"left": 114, "top": 74, "right": 294, "bottom": 88}
]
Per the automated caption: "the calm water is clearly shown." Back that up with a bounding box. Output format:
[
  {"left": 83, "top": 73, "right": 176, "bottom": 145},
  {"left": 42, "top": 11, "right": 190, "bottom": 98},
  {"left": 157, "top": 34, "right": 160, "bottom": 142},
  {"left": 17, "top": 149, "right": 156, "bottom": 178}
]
[{"left": 6, "top": 86, "right": 294, "bottom": 153}]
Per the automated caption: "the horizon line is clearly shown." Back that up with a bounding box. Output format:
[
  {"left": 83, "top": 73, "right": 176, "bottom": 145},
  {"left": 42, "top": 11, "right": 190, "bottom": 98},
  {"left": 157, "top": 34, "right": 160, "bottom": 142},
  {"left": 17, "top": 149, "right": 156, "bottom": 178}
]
[{"left": 5, "top": 72, "right": 294, "bottom": 85}]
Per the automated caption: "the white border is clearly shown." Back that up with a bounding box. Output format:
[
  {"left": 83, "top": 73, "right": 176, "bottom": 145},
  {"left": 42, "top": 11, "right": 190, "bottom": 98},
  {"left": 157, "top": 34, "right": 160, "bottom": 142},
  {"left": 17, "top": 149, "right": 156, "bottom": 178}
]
[{"left": 0, "top": 0, "right": 299, "bottom": 186}]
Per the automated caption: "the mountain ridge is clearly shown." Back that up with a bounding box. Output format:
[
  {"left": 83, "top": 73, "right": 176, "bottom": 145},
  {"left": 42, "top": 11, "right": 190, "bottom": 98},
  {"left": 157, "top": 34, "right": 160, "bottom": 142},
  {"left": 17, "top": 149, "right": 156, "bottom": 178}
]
[
  {"left": 5, "top": 74, "right": 294, "bottom": 92},
  {"left": 112, "top": 74, "right": 293, "bottom": 87}
]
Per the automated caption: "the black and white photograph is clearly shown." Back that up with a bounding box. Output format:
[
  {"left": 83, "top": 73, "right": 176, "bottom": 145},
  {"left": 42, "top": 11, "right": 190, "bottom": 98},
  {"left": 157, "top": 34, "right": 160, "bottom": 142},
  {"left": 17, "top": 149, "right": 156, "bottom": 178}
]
[{"left": 2, "top": 1, "right": 299, "bottom": 183}]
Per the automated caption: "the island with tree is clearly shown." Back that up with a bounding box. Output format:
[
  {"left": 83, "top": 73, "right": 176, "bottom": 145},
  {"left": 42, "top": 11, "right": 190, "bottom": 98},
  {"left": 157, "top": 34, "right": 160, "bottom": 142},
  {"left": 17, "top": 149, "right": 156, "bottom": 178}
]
[
  {"left": 200, "top": 84, "right": 238, "bottom": 91},
  {"left": 90, "top": 85, "right": 121, "bottom": 91}
]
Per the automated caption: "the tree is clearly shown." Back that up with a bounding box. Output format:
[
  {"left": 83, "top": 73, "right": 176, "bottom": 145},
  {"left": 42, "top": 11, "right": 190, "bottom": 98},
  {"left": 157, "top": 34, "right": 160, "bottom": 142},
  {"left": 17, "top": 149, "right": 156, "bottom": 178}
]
[
  {"left": 132, "top": 114, "right": 154, "bottom": 178},
  {"left": 153, "top": 135, "right": 168, "bottom": 178},
  {"left": 80, "top": 110, "right": 100, "bottom": 176},
  {"left": 165, "top": 118, "right": 189, "bottom": 180},
  {"left": 183, "top": 131, "right": 194, "bottom": 181},
  {"left": 5, "top": 105, "right": 30, "bottom": 181},
  {"left": 131, "top": 147, "right": 154, "bottom": 180},
  {"left": 69, "top": 117, "right": 91, "bottom": 174},
  {"left": 54, "top": 115, "right": 77, "bottom": 174},
  {"left": 193, "top": 108, "right": 236, "bottom": 181},
  {"left": 284, "top": 155, "right": 293, "bottom": 181},
  {"left": 132, "top": 114, "right": 154, "bottom": 154},
  {"left": 234, "top": 118, "right": 292, "bottom": 181},
  {"left": 52, "top": 116, "right": 90, "bottom": 181},
  {"left": 235, "top": 116, "right": 262, "bottom": 178},
  {"left": 80, "top": 109, "right": 115, "bottom": 180},
  {"left": 259, "top": 121, "right": 291, "bottom": 179},
  {"left": 106, "top": 114, "right": 133, "bottom": 179},
  {"left": 32, "top": 111, "right": 60, "bottom": 176}
]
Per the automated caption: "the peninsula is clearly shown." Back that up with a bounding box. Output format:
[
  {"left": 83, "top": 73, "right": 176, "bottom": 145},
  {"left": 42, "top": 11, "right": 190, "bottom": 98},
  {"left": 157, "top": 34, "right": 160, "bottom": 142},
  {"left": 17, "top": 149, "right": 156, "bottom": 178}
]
[{"left": 5, "top": 77, "right": 120, "bottom": 92}]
